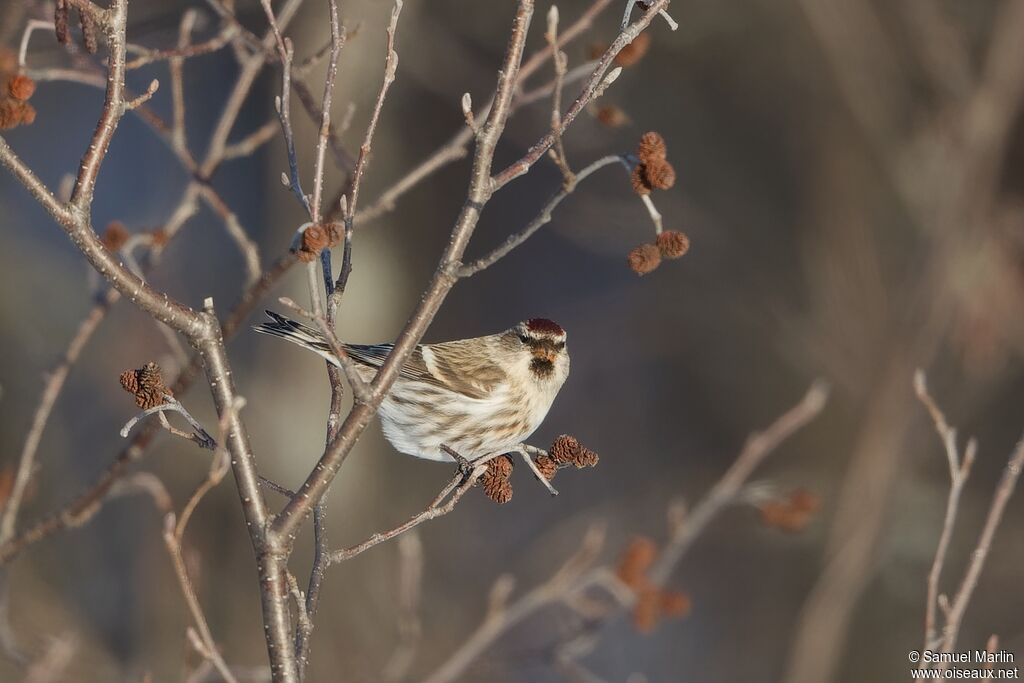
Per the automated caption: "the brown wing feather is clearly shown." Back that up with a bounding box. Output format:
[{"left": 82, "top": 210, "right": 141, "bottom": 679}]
[
  {"left": 423, "top": 339, "right": 507, "bottom": 399},
  {"left": 343, "top": 338, "right": 506, "bottom": 400}
]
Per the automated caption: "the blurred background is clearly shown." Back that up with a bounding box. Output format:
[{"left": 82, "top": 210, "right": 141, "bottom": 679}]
[{"left": 2, "top": 0, "right": 1024, "bottom": 681}]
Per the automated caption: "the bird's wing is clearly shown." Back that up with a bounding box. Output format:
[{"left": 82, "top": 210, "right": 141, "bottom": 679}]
[{"left": 344, "top": 338, "right": 506, "bottom": 400}]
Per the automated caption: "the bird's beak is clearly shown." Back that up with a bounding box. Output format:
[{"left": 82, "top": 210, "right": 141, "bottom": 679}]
[{"left": 532, "top": 347, "right": 557, "bottom": 364}]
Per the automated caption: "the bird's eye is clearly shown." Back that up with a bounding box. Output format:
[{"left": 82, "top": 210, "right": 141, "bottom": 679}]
[
  {"left": 555, "top": 341, "right": 565, "bottom": 350},
  {"left": 518, "top": 334, "right": 530, "bottom": 344}
]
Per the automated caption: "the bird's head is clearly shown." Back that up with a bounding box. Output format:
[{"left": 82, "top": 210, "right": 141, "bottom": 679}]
[{"left": 503, "top": 318, "right": 569, "bottom": 383}]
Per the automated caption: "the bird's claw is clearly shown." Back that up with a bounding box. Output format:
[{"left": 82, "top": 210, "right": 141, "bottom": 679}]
[{"left": 442, "top": 445, "right": 475, "bottom": 482}]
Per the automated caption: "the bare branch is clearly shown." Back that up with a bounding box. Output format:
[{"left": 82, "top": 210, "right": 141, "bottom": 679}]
[
  {"left": 124, "top": 78, "right": 160, "bottom": 111},
  {"left": 422, "top": 526, "right": 608, "bottom": 683},
  {"left": 328, "top": 465, "right": 485, "bottom": 563},
  {"left": 124, "top": 23, "right": 238, "bottom": 70},
  {"left": 0, "top": 292, "right": 114, "bottom": 544},
  {"left": 119, "top": 396, "right": 217, "bottom": 451},
  {"left": 381, "top": 532, "right": 424, "bottom": 683},
  {"left": 271, "top": 0, "right": 537, "bottom": 545},
  {"left": 355, "top": 0, "right": 614, "bottom": 224},
  {"left": 545, "top": 5, "right": 574, "bottom": 184},
  {"left": 915, "top": 371, "right": 977, "bottom": 654},
  {"left": 938, "top": 437, "right": 1024, "bottom": 660},
  {"left": 0, "top": 254, "right": 296, "bottom": 567},
  {"left": 345, "top": 0, "right": 403, "bottom": 222},
  {"left": 491, "top": 0, "right": 671, "bottom": 189},
  {"left": 651, "top": 381, "right": 829, "bottom": 582},
  {"left": 422, "top": 382, "right": 827, "bottom": 683},
  {"left": 165, "top": 511, "right": 239, "bottom": 683},
  {"left": 310, "top": 0, "right": 345, "bottom": 224},
  {"left": 222, "top": 120, "right": 280, "bottom": 161},
  {"left": 276, "top": 297, "right": 372, "bottom": 403},
  {"left": 458, "top": 154, "right": 622, "bottom": 276}
]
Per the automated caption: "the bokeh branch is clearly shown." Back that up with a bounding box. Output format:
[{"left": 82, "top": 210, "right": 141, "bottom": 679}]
[{"left": 914, "top": 371, "right": 1024, "bottom": 669}]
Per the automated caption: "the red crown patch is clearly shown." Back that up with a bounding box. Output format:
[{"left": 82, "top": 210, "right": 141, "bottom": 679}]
[{"left": 526, "top": 318, "right": 565, "bottom": 335}]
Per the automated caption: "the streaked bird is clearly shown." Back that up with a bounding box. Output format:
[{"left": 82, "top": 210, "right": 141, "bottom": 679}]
[{"left": 254, "top": 312, "right": 570, "bottom": 462}]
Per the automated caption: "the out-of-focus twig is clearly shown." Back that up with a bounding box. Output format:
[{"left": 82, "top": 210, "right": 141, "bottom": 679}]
[
  {"left": 913, "top": 372, "right": 1024, "bottom": 667},
  {"left": 0, "top": 291, "right": 115, "bottom": 545},
  {"left": 422, "top": 382, "right": 828, "bottom": 683},
  {"left": 381, "top": 532, "right": 424, "bottom": 683},
  {"left": 651, "top": 381, "right": 829, "bottom": 582},
  {"left": 165, "top": 398, "right": 245, "bottom": 683},
  {"left": 355, "top": 0, "right": 614, "bottom": 224},
  {"left": 544, "top": 5, "right": 574, "bottom": 185},
  {"left": 914, "top": 371, "right": 976, "bottom": 654},
  {"left": 457, "top": 154, "right": 622, "bottom": 276},
  {"left": 0, "top": 254, "right": 295, "bottom": 567},
  {"left": 328, "top": 465, "right": 485, "bottom": 564}
]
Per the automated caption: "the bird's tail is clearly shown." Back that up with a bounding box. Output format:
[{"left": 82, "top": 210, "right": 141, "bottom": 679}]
[{"left": 252, "top": 311, "right": 339, "bottom": 366}]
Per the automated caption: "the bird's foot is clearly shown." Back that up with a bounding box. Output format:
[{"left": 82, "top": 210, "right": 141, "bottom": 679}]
[{"left": 441, "top": 444, "right": 476, "bottom": 483}]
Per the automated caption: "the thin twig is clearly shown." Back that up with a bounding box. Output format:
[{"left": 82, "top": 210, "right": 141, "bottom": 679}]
[
  {"left": 328, "top": 464, "right": 485, "bottom": 563},
  {"left": 491, "top": 0, "right": 670, "bottom": 190},
  {"left": 422, "top": 382, "right": 828, "bottom": 683},
  {"left": 515, "top": 445, "right": 559, "bottom": 496},
  {"left": 355, "top": 0, "right": 614, "bottom": 224},
  {"left": 259, "top": 0, "right": 310, "bottom": 214},
  {"left": 458, "top": 155, "right": 622, "bottom": 276},
  {"left": 196, "top": 183, "right": 263, "bottom": 287},
  {"left": 344, "top": 0, "right": 403, "bottom": 222},
  {"left": 309, "top": 0, "right": 345, "bottom": 224},
  {"left": 222, "top": 120, "right": 280, "bottom": 160},
  {"left": 276, "top": 297, "right": 372, "bottom": 403},
  {"left": 0, "top": 254, "right": 295, "bottom": 567},
  {"left": 937, "top": 436, "right": 1024, "bottom": 661},
  {"left": 125, "top": 24, "right": 238, "bottom": 69},
  {"left": 421, "top": 526, "right": 608, "bottom": 683},
  {"left": 545, "top": 6, "right": 575, "bottom": 185},
  {"left": 270, "top": 0, "right": 538, "bottom": 545},
  {"left": 650, "top": 381, "right": 829, "bottom": 582},
  {"left": 914, "top": 370, "right": 976, "bottom": 654},
  {"left": 381, "top": 532, "right": 424, "bottom": 683},
  {"left": 0, "top": 292, "right": 115, "bottom": 544},
  {"left": 166, "top": 524, "right": 239, "bottom": 683},
  {"left": 168, "top": 10, "right": 197, "bottom": 153},
  {"left": 119, "top": 396, "right": 216, "bottom": 450}
]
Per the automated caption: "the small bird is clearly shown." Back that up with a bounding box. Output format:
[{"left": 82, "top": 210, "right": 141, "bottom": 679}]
[{"left": 254, "top": 312, "right": 570, "bottom": 463}]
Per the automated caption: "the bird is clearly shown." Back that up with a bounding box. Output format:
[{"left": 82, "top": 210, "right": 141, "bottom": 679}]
[{"left": 253, "top": 312, "right": 570, "bottom": 463}]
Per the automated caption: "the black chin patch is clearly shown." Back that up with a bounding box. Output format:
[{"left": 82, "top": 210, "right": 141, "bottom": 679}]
[{"left": 530, "top": 358, "right": 554, "bottom": 378}]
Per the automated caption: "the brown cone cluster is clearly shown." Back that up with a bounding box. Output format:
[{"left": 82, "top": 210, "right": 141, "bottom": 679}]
[
  {"left": 626, "top": 133, "right": 684, "bottom": 275},
  {"left": 295, "top": 222, "right": 343, "bottom": 263},
  {"left": 656, "top": 230, "right": 690, "bottom": 259},
  {"left": 589, "top": 31, "right": 652, "bottom": 69},
  {"left": 758, "top": 488, "right": 820, "bottom": 533},
  {"left": 627, "top": 243, "right": 661, "bottom": 275},
  {"left": 119, "top": 362, "right": 171, "bottom": 409},
  {"left": 614, "top": 32, "right": 652, "bottom": 67},
  {"left": 480, "top": 437, "right": 598, "bottom": 502},
  {"left": 481, "top": 455, "right": 514, "bottom": 504},
  {"left": 548, "top": 435, "right": 599, "bottom": 468},
  {"left": 637, "top": 131, "right": 667, "bottom": 162},
  {"left": 0, "top": 52, "right": 37, "bottom": 131},
  {"left": 594, "top": 104, "right": 629, "bottom": 128},
  {"left": 631, "top": 131, "right": 676, "bottom": 196},
  {"left": 628, "top": 229, "right": 690, "bottom": 276},
  {"left": 533, "top": 454, "right": 558, "bottom": 481},
  {"left": 101, "top": 221, "right": 130, "bottom": 251},
  {"left": 615, "top": 536, "right": 691, "bottom": 633}
]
